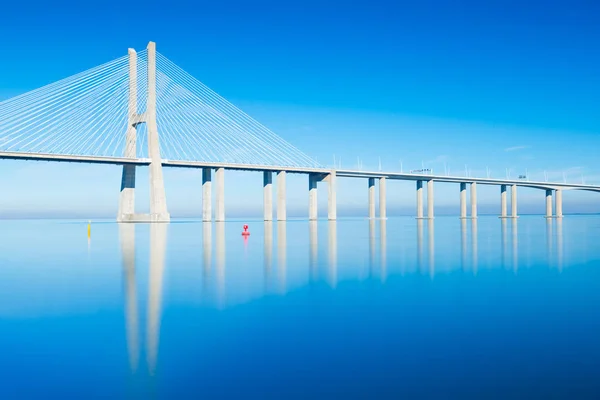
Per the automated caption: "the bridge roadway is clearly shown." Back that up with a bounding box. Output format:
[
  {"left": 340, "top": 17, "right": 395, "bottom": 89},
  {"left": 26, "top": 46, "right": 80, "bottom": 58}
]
[{"left": 1, "top": 150, "right": 598, "bottom": 192}]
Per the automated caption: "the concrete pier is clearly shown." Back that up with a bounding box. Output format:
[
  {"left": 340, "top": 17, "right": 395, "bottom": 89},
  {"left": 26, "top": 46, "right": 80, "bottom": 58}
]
[
  {"left": 146, "top": 42, "right": 170, "bottom": 222},
  {"left": 460, "top": 182, "right": 467, "bottom": 219},
  {"left": 327, "top": 171, "right": 337, "bottom": 220},
  {"left": 511, "top": 184, "right": 518, "bottom": 218},
  {"left": 546, "top": 189, "right": 554, "bottom": 218},
  {"left": 368, "top": 177, "right": 376, "bottom": 219},
  {"left": 379, "top": 177, "right": 387, "bottom": 219},
  {"left": 500, "top": 185, "right": 508, "bottom": 218},
  {"left": 471, "top": 182, "right": 477, "bottom": 218},
  {"left": 202, "top": 168, "right": 211, "bottom": 222},
  {"left": 427, "top": 179, "right": 434, "bottom": 219},
  {"left": 416, "top": 180, "right": 424, "bottom": 218},
  {"left": 309, "top": 173, "right": 318, "bottom": 220},
  {"left": 263, "top": 171, "right": 273, "bottom": 221},
  {"left": 556, "top": 189, "right": 563, "bottom": 218},
  {"left": 117, "top": 48, "right": 138, "bottom": 222},
  {"left": 119, "top": 165, "right": 136, "bottom": 221},
  {"left": 277, "top": 171, "right": 286, "bottom": 221},
  {"left": 215, "top": 167, "right": 225, "bottom": 222}
]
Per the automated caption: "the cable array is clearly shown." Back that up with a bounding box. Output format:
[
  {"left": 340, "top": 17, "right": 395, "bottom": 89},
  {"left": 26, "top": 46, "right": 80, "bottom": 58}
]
[
  {"left": 149, "top": 52, "right": 320, "bottom": 168},
  {"left": 0, "top": 56, "right": 130, "bottom": 157},
  {"left": 0, "top": 49, "right": 320, "bottom": 168}
]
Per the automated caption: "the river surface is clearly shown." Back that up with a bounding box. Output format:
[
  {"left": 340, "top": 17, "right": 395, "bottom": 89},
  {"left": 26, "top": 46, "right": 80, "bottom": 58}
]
[{"left": 1, "top": 216, "right": 599, "bottom": 399}]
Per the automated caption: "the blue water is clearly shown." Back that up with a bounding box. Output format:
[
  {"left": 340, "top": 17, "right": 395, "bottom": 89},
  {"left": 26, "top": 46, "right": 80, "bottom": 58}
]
[{"left": 1, "top": 216, "right": 600, "bottom": 399}]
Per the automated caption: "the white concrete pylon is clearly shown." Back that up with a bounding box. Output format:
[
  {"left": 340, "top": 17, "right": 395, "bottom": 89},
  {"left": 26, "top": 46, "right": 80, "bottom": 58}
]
[
  {"left": 117, "top": 48, "right": 138, "bottom": 222},
  {"left": 277, "top": 171, "right": 287, "bottom": 221},
  {"left": 309, "top": 174, "right": 318, "bottom": 220},
  {"left": 460, "top": 182, "right": 467, "bottom": 219},
  {"left": 146, "top": 41, "right": 170, "bottom": 222},
  {"left": 379, "top": 177, "right": 387, "bottom": 219},
  {"left": 470, "top": 182, "right": 478, "bottom": 218},
  {"left": 202, "top": 168, "right": 212, "bottom": 222},
  {"left": 368, "top": 177, "right": 376, "bottom": 219},
  {"left": 263, "top": 171, "right": 273, "bottom": 221},
  {"left": 416, "top": 180, "right": 423, "bottom": 219}
]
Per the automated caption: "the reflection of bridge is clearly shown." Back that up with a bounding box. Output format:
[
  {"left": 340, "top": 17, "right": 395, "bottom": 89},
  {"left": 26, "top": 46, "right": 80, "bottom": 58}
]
[
  {"left": 1, "top": 41, "right": 597, "bottom": 221},
  {"left": 119, "top": 216, "right": 565, "bottom": 376}
]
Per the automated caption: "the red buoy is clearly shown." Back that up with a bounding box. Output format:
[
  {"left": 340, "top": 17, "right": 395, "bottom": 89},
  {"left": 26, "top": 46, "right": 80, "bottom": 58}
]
[{"left": 242, "top": 224, "right": 250, "bottom": 236}]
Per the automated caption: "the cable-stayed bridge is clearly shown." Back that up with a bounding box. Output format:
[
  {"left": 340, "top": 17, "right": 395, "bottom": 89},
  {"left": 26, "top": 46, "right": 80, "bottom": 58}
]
[{"left": 0, "top": 42, "right": 598, "bottom": 222}]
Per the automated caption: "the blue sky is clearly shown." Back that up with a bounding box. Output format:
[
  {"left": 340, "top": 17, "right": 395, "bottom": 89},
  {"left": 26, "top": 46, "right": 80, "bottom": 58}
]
[{"left": 1, "top": 0, "right": 600, "bottom": 218}]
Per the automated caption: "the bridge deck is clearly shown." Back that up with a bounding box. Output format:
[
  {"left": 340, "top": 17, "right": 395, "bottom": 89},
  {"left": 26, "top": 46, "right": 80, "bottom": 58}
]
[{"left": 1, "top": 151, "right": 598, "bottom": 192}]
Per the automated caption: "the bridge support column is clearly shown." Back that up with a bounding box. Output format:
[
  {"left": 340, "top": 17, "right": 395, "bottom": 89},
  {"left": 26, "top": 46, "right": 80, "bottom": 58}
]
[
  {"left": 500, "top": 185, "right": 508, "bottom": 218},
  {"left": 511, "top": 184, "right": 518, "bottom": 218},
  {"left": 368, "top": 178, "right": 376, "bottom": 219},
  {"left": 277, "top": 171, "right": 287, "bottom": 221},
  {"left": 327, "top": 171, "right": 337, "bottom": 220},
  {"left": 427, "top": 179, "right": 434, "bottom": 219},
  {"left": 215, "top": 167, "right": 225, "bottom": 222},
  {"left": 202, "top": 168, "right": 211, "bottom": 222},
  {"left": 545, "top": 189, "right": 553, "bottom": 218},
  {"left": 460, "top": 182, "right": 467, "bottom": 219},
  {"left": 117, "top": 48, "right": 138, "bottom": 222},
  {"left": 263, "top": 171, "right": 273, "bottom": 221},
  {"left": 118, "top": 165, "right": 136, "bottom": 221},
  {"left": 146, "top": 42, "right": 169, "bottom": 222},
  {"left": 309, "top": 173, "right": 318, "bottom": 220},
  {"left": 379, "top": 177, "right": 387, "bottom": 219},
  {"left": 471, "top": 182, "right": 478, "bottom": 218},
  {"left": 556, "top": 189, "right": 563, "bottom": 218},
  {"left": 416, "top": 180, "right": 423, "bottom": 218}
]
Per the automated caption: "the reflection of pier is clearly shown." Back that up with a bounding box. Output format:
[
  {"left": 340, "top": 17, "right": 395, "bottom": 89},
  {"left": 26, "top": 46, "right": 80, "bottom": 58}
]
[
  {"left": 369, "top": 219, "right": 375, "bottom": 277},
  {"left": 545, "top": 218, "right": 564, "bottom": 271},
  {"left": 460, "top": 219, "right": 479, "bottom": 273},
  {"left": 461, "top": 219, "right": 467, "bottom": 270},
  {"left": 215, "top": 222, "right": 225, "bottom": 306},
  {"left": 120, "top": 224, "right": 138, "bottom": 373},
  {"left": 417, "top": 219, "right": 424, "bottom": 273},
  {"left": 380, "top": 220, "right": 387, "bottom": 282},
  {"left": 557, "top": 219, "right": 563, "bottom": 271},
  {"left": 416, "top": 220, "right": 435, "bottom": 277},
  {"left": 264, "top": 222, "right": 273, "bottom": 292},
  {"left": 501, "top": 219, "right": 508, "bottom": 269},
  {"left": 471, "top": 219, "right": 478, "bottom": 273},
  {"left": 512, "top": 219, "right": 518, "bottom": 272},
  {"left": 500, "top": 219, "right": 519, "bottom": 272},
  {"left": 328, "top": 221, "right": 337, "bottom": 287},
  {"left": 427, "top": 219, "right": 434, "bottom": 278},
  {"left": 202, "top": 222, "right": 211, "bottom": 294},
  {"left": 546, "top": 218, "right": 553, "bottom": 268},
  {"left": 147, "top": 223, "right": 167, "bottom": 376},
  {"left": 277, "top": 221, "right": 287, "bottom": 294},
  {"left": 309, "top": 221, "right": 318, "bottom": 282},
  {"left": 120, "top": 223, "right": 167, "bottom": 378}
]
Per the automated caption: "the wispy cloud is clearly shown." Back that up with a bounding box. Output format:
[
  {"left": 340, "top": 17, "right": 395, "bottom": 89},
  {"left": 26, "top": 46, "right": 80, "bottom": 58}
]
[
  {"left": 425, "top": 155, "right": 448, "bottom": 164},
  {"left": 504, "top": 145, "right": 529, "bottom": 152}
]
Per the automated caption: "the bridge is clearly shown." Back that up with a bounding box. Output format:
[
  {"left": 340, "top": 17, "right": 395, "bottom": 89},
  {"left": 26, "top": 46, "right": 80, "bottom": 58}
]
[{"left": 0, "top": 41, "right": 597, "bottom": 222}]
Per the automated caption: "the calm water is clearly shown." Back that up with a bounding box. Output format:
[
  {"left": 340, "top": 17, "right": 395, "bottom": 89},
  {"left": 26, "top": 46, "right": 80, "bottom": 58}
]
[{"left": 1, "top": 216, "right": 600, "bottom": 399}]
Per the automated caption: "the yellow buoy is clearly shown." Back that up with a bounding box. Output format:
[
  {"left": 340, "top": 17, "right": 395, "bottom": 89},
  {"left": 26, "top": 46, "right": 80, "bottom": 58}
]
[{"left": 87, "top": 220, "right": 91, "bottom": 238}]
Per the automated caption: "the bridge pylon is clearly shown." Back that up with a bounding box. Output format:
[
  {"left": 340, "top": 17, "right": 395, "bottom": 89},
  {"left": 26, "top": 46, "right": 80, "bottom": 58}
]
[{"left": 117, "top": 41, "right": 170, "bottom": 223}]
